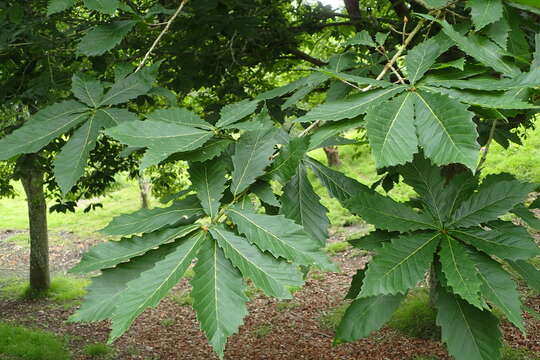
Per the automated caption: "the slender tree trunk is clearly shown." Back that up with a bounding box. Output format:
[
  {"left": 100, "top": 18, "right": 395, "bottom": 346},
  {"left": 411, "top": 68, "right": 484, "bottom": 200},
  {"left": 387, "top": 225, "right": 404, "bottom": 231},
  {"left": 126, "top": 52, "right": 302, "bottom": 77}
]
[
  {"left": 18, "top": 154, "right": 50, "bottom": 292},
  {"left": 324, "top": 146, "right": 341, "bottom": 167},
  {"left": 137, "top": 175, "right": 151, "bottom": 209}
]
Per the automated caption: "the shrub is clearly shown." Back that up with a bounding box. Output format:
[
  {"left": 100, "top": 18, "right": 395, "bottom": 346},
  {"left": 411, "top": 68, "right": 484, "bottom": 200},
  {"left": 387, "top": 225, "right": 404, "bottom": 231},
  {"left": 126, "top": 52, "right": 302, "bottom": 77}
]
[
  {"left": 388, "top": 289, "right": 440, "bottom": 340},
  {"left": 83, "top": 343, "right": 113, "bottom": 358}
]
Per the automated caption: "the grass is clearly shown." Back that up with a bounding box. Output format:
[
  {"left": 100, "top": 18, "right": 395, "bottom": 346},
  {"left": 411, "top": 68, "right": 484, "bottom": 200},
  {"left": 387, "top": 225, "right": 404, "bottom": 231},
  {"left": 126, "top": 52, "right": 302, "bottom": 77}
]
[
  {"left": 0, "top": 276, "right": 88, "bottom": 303},
  {"left": 170, "top": 290, "right": 192, "bottom": 306},
  {"left": 501, "top": 346, "right": 540, "bottom": 360},
  {"left": 275, "top": 300, "right": 300, "bottom": 312},
  {"left": 324, "top": 241, "right": 350, "bottom": 255},
  {"left": 318, "top": 303, "right": 349, "bottom": 331},
  {"left": 83, "top": 343, "right": 113, "bottom": 358},
  {"left": 388, "top": 289, "right": 440, "bottom": 340},
  {"left": 0, "top": 322, "right": 71, "bottom": 360},
  {"left": 252, "top": 324, "right": 273, "bottom": 338},
  {"left": 159, "top": 318, "right": 176, "bottom": 327}
]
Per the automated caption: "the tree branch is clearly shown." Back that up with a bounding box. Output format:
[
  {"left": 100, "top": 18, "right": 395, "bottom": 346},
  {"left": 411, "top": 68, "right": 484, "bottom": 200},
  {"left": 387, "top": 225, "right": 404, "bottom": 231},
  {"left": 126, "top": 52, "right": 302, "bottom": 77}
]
[
  {"left": 288, "top": 49, "right": 328, "bottom": 67},
  {"left": 343, "top": 0, "right": 362, "bottom": 32},
  {"left": 388, "top": 0, "right": 410, "bottom": 18}
]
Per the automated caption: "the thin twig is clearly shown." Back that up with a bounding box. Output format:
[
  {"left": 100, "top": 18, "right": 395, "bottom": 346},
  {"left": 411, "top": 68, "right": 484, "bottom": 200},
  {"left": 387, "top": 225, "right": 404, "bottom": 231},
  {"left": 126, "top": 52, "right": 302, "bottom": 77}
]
[
  {"left": 477, "top": 119, "right": 498, "bottom": 171},
  {"left": 135, "top": 0, "right": 189, "bottom": 73}
]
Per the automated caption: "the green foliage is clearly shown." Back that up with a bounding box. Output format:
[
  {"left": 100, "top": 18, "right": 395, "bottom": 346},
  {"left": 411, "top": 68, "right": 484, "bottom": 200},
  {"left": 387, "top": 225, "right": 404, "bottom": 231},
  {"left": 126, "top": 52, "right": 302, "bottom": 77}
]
[
  {"left": 1, "top": 277, "right": 88, "bottom": 303},
  {"left": 501, "top": 346, "right": 540, "bottom": 360},
  {"left": 0, "top": 323, "right": 71, "bottom": 360},
  {"left": 170, "top": 290, "right": 193, "bottom": 307},
  {"left": 252, "top": 324, "right": 273, "bottom": 338},
  {"left": 83, "top": 343, "right": 113, "bottom": 358},
  {"left": 324, "top": 241, "right": 350, "bottom": 255}
]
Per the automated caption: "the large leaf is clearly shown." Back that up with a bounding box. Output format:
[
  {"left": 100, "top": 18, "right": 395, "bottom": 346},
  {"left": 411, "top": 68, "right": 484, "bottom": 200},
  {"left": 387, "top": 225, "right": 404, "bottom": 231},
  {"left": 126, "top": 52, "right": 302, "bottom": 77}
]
[
  {"left": 308, "top": 118, "right": 363, "bottom": 151},
  {"left": 105, "top": 120, "right": 213, "bottom": 169},
  {"left": 209, "top": 225, "right": 304, "bottom": 299},
  {"left": 511, "top": 204, "right": 540, "bottom": 230},
  {"left": 84, "top": 0, "right": 119, "bottom": 14},
  {"left": 413, "top": 90, "right": 479, "bottom": 171},
  {"left": 280, "top": 165, "right": 330, "bottom": 246},
  {"left": 466, "top": 0, "right": 503, "bottom": 30},
  {"left": 47, "top": 0, "right": 76, "bottom": 15},
  {"left": 468, "top": 252, "right": 525, "bottom": 332},
  {"left": 451, "top": 222, "right": 539, "bottom": 260},
  {"left": 366, "top": 92, "right": 417, "bottom": 168},
  {"left": 100, "top": 66, "right": 157, "bottom": 106},
  {"left": 0, "top": 101, "right": 89, "bottom": 160},
  {"left": 189, "top": 158, "right": 227, "bottom": 219},
  {"left": 439, "top": 235, "right": 483, "bottom": 308},
  {"left": 423, "top": 69, "right": 540, "bottom": 91},
  {"left": 71, "top": 224, "right": 199, "bottom": 273},
  {"left": 173, "top": 138, "right": 233, "bottom": 163},
  {"left": 53, "top": 113, "right": 106, "bottom": 194},
  {"left": 405, "top": 33, "right": 453, "bottom": 84},
  {"left": 267, "top": 137, "right": 309, "bottom": 184},
  {"left": 335, "top": 294, "right": 404, "bottom": 343},
  {"left": 450, "top": 179, "right": 535, "bottom": 228},
  {"left": 508, "top": 260, "right": 540, "bottom": 294},
  {"left": 71, "top": 74, "right": 104, "bottom": 107},
  {"left": 146, "top": 108, "right": 213, "bottom": 130},
  {"left": 436, "top": 286, "right": 502, "bottom": 360},
  {"left": 94, "top": 108, "right": 138, "bottom": 128},
  {"left": 100, "top": 195, "right": 203, "bottom": 236},
  {"left": 359, "top": 232, "right": 440, "bottom": 297},
  {"left": 230, "top": 122, "right": 277, "bottom": 195},
  {"left": 215, "top": 99, "right": 260, "bottom": 128},
  {"left": 226, "top": 207, "right": 336, "bottom": 271},
  {"left": 78, "top": 21, "right": 136, "bottom": 57},
  {"left": 294, "top": 85, "right": 407, "bottom": 123},
  {"left": 349, "top": 230, "right": 395, "bottom": 252},
  {"left": 344, "top": 191, "right": 435, "bottom": 233},
  {"left": 533, "top": 33, "right": 540, "bottom": 70},
  {"left": 109, "top": 231, "right": 206, "bottom": 341},
  {"left": 191, "top": 240, "right": 248, "bottom": 358}
]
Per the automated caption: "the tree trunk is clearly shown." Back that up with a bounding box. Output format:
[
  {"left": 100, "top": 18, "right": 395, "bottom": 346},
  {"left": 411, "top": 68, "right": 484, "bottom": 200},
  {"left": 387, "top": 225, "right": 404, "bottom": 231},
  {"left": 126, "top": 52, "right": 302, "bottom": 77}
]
[
  {"left": 343, "top": 0, "right": 362, "bottom": 32},
  {"left": 324, "top": 146, "right": 341, "bottom": 167},
  {"left": 137, "top": 175, "right": 151, "bottom": 209},
  {"left": 18, "top": 154, "right": 50, "bottom": 292}
]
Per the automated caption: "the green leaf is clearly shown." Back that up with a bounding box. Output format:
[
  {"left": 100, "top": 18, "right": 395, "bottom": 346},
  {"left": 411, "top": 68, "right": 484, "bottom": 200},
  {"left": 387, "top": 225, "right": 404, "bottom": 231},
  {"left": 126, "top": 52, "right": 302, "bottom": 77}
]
[
  {"left": 172, "top": 138, "right": 233, "bottom": 163},
  {"left": 226, "top": 207, "right": 336, "bottom": 271},
  {"left": 100, "top": 66, "right": 157, "bottom": 106},
  {"left": 451, "top": 222, "right": 539, "bottom": 260},
  {"left": 439, "top": 235, "right": 483, "bottom": 308},
  {"left": 53, "top": 113, "right": 103, "bottom": 194},
  {"left": 345, "top": 30, "right": 376, "bottom": 47},
  {"left": 349, "top": 230, "right": 395, "bottom": 251},
  {"left": 344, "top": 191, "right": 435, "bottom": 233},
  {"left": 71, "top": 224, "right": 199, "bottom": 273},
  {"left": 436, "top": 286, "right": 502, "bottom": 360},
  {"left": 335, "top": 294, "right": 404, "bottom": 343},
  {"left": 314, "top": 68, "right": 393, "bottom": 88},
  {"left": 405, "top": 33, "right": 453, "bottom": 84},
  {"left": 47, "top": 0, "right": 75, "bottom": 15},
  {"left": 94, "top": 108, "right": 138, "bottom": 128},
  {"left": 267, "top": 137, "right": 309, "bottom": 184},
  {"left": 100, "top": 196, "right": 203, "bottom": 236},
  {"left": 146, "top": 108, "right": 213, "bottom": 130},
  {"left": 71, "top": 74, "right": 104, "bottom": 107},
  {"left": 507, "top": 260, "right": 540, "bottom": 294},
  {"left": 423, "top": 0, "right": 451, "bottom": 8},
  {"left": 84, "top": 0, "right": 119, "bottom": 14},
  {"left": 413, "top": 90, "right": 479, "bottom": 171},
  {"left": 366, "top": 92, "right": 417, "bottom": 168},
  {"left": 282, "top": 72, "right": 329, "bottom": 109},
  {"left": 466, "top": 0, "right": 503, "bottom": 30},
  {"left": 422, "top": 69, "right": 540, "bottom": 91},
  {"left": 215, "top": 99, "right": 260, "bottom": 128},
  {"left": 70, "top": 245, "right": 167, "bottom": 322},
  {"left": 251, "top": 181, "right": 280, "bottom": 207},
  {"left": 308, "top": 118, "right": 363, "bottom": 151},
  {"left": 78, "top": 21, "right": 136, "bottom": 56},
  {"left": 0, "top": 101, "right": 89, "bottom": 160},
  {"left": 189, "top": 158, "right": 227, "bottom": 219},
  {"left": 450, "top": 179, "right": 535, "bottom": 228},
  {"left": 209, "top": 225, "right": 304, "bottom": 299},
  {"left": 105, "top": 121, "right": 213, "bottom": 169},
  {"left": 484, "top": 16, "right": 510, "bottom": 49},
  {"left": 359, "top": 232, "right": 440, "bottom": 297},
  {"left": 255, "top": 76, "right": 313, "bottom": 101},
  {"left": 294, "top": 85, "right": 407, "bottom": 123},
  {"left": 345, "top": 269, "right": 366, "bottom": 299},
  {"left": 109, "top": 231, "right": 207, "bottom": 342},
  {"left": 280, "top": 165, "right": 330, "bottom": 246},
  {"left": 533, "top": 33, "right": 540, "bottom": 70},
  {"left": 436, "top": 18, "right": 521, "bottom": 76},
  {"left": 191, "top": 240, "right": 248, "bottom": 358},
  {"left": 468, "top": 252, "right": 525, "bottom": 333},
  {"left": 511, "top": 204, "right": 540, "bottom": 230},
  {"left": 230, "top": 122, "right": 277, "bottom": 195}
]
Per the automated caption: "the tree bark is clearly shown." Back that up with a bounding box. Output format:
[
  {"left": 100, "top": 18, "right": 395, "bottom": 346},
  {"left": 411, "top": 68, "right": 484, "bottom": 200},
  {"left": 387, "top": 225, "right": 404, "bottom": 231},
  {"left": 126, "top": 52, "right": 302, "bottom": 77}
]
[
  {"left": 324, "top": 146, "right": 341, "bottom": 167},
  {"left": 138, "top": 175, "right": 151, "bottom": 209},
  {"left": 343, "top": 0, "right": 362, "bottom": 32},
  {"left": 18, "top": 154, "right": 50, "bottom": 292}
]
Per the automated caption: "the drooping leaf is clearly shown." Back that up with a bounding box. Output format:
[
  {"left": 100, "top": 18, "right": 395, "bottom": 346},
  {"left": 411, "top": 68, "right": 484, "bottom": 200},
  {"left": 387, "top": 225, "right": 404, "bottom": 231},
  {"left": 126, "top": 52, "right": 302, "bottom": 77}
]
[
  {"left": 100, "top": 66, "right": 158, "bottom": 106},
  {"left": 230, "top": 122, "right": 277, "bottom": 195},
  {"left": 413, "top": 90, "right": 479, "bottom": 171},
  {"left": 280, "top": 165, "right": 330, "bottom": 246},
  {"left": 109, "top": 231, "right": 207, "bottom": 342},
  {"left": 405, "top": 32, "right": 453, "bottom": 84},
  {"left": 71, "top": 74, "right": 104, "bottom": 107},
  {"left": 191, "top": 240, "right": 248, "bottom": 358},
  {"left": 366, "top": 92, "right": 417, "bottom": 168},
  {"left": 0, "top": 101, "right": 89, "bottom": 160},
  {"left": 468, "top": 251, "right": 525, "bottom": 332},
  {"left": 335, "top": 294, "right": 404, "bottom": 343},
  {"left": 189, "top": 158, "right": 227, "bottom": 219},
  {"left": 84, "top": 0, "right": 119, "bottom": 15},
  {"left": 451, "top": 222, "right": 539, "bottom": 260},
  {"left": 450, "top": 179, "right": 535, "bottom": 228},
  {"left": 267, "top": 137, "right": 309, "bottom": 184},
  {"left": 344, "top": 191, "right": 436, "bottom": 233},
  {"left": 53, "top": 113, "right": 103, "bottom": 194},
  {"left": 71, "top": 224, "right": 199, "bottom": 273},
  {"left": 226, "top": 206, "right": 336, "bottom": 271},
  {"left": 209, "top": 225, "right": 304, "bottom": 299},
  {"left": 439, "top": 235, "right": 483, "bottom": 308},
  {"left": 294, "top": 85, "right": 407, "bottom": 123},
  {"left": 146, "top": 108, "right": 213, "bottom": 130},
  {"left": 215, "top": 99, "right": 260, "bottom": 128},
  {"left": 77, "top": 21, "right": 137, "bottom": 56},
  {"left": 466, "top": 0, "right": 504, "bottom": 30},
  {"left": 100, "top": 195, "right": 203, "bottom": 236},
  {"left": 436, "top": 286, "right": 502, "bottom": 360},
  {"left": 359, "top": 232, "right": 440, "bottom": 297},
  {"left": 47, "top": 0, "right": 76, "bottom": 15},
  {"left": 507, "top": 260, "right": 540, "bottom": 294}
]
